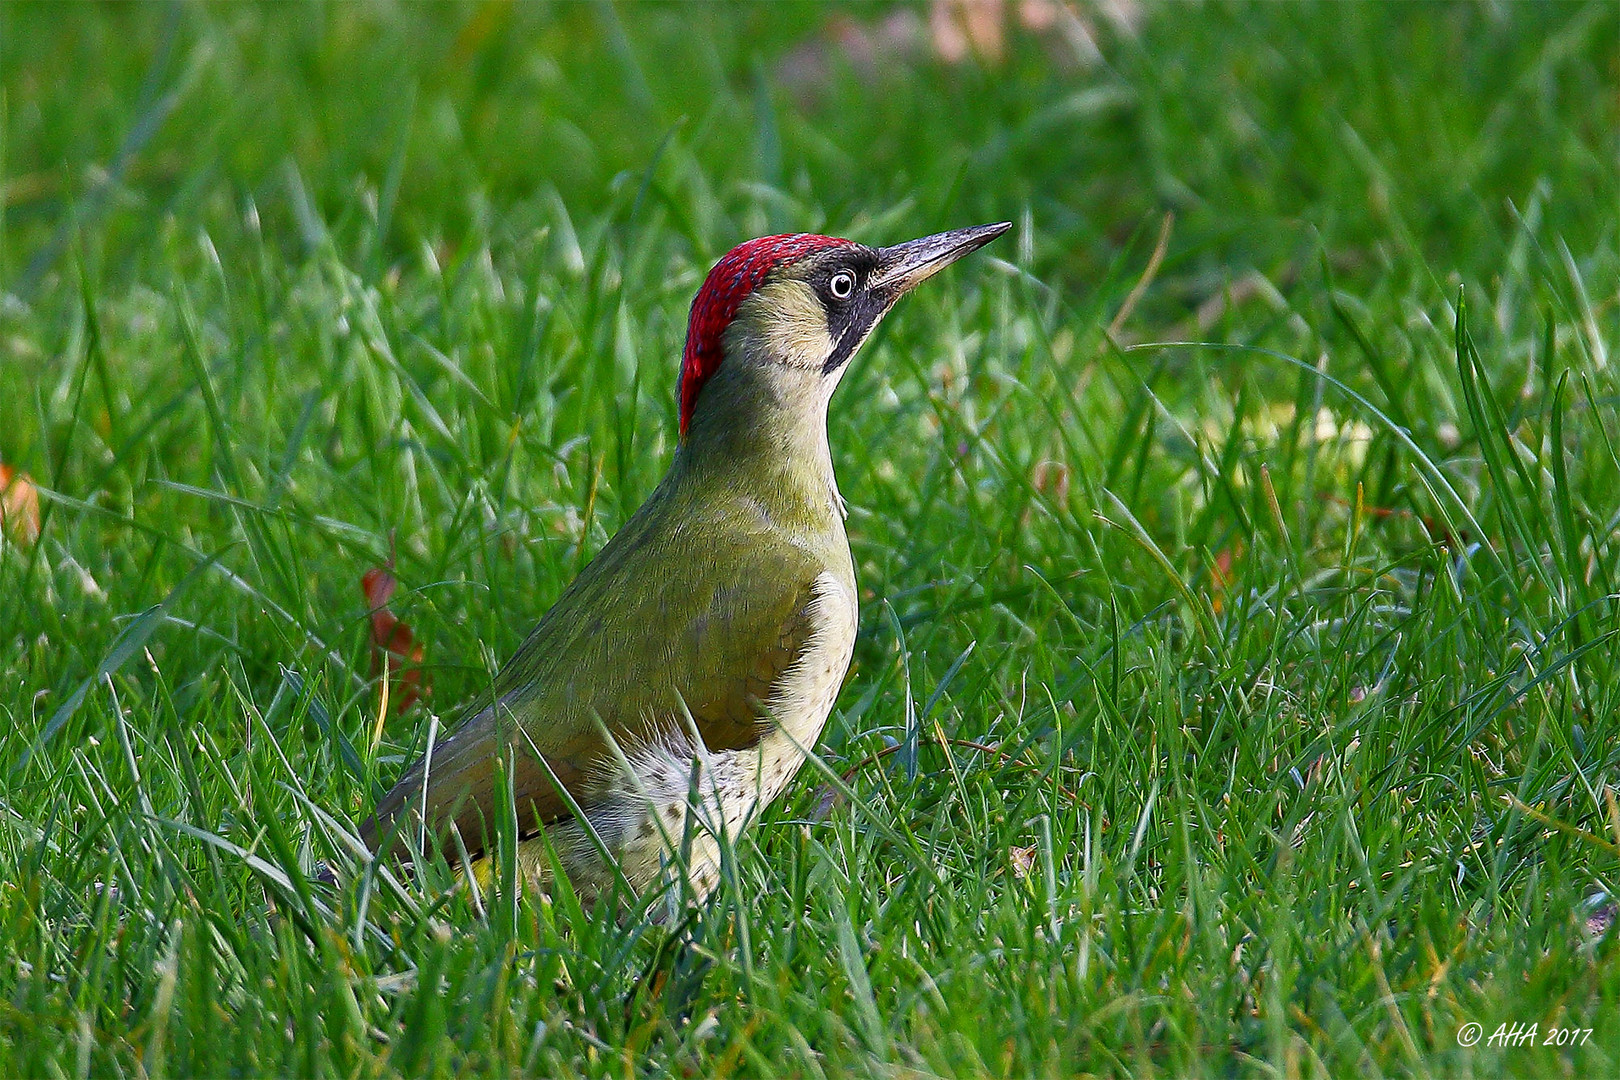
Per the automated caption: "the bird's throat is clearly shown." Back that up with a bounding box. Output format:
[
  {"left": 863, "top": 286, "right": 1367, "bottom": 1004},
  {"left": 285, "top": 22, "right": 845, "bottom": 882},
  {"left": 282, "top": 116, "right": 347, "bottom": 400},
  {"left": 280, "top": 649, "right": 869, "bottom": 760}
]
[{"left": 679, "top": 358, "right": 846, "bottom": 528}]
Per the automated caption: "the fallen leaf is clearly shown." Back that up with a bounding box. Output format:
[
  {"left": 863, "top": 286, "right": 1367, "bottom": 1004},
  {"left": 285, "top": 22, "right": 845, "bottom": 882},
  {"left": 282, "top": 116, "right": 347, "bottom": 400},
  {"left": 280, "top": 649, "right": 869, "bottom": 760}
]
[
  {"left": 777, "top": 0, "right": 1113, "bottom": 106},
  {"left": 930, "top": 0, "right": 1007, "bottom": 64},
  {"left": 1031, "top": 459, "right": 1071, "bottom": 504},
  {"left": 1023, "top": 459, "right": 1073, "bottom": 529},
  {"left": 1010, "top": 844, "right": 1037, "bottom": 880},
  {"left": 1319, "top": 491, "right": 1470, "bottom": 550},
  {"left": 362, "top": 562, "right": 426, "bottom": 715},
  {"left": 0, "top": 463, "right": 41, "bottom": 545},
  {"left": 812, "top": 784, "right": 841, "bottom": 822},
  {"left": 1209, "top": 545, "right": 1239, "bottom": 614}
]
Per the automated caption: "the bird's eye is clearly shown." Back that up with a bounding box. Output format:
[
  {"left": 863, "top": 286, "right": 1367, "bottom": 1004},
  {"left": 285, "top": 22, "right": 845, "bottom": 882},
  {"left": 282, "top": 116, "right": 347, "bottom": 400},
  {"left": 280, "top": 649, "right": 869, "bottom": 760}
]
[{"left": 829, "top": 270, "right": 855, "bottom": 300}]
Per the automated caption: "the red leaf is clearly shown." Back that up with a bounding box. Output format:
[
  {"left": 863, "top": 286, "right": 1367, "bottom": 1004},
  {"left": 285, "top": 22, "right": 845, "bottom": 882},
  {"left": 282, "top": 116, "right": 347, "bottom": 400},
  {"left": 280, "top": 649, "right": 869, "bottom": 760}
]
[
  {"left": 1209, "top": 545, "right": 1240, "bottom": 614},
  {"left": 0, "top": 464, "right": 40, "bottom": 546},
  {"left": 362, "top": 562, "right": 427, "bottom": 715},
  {"left": 362, "top": 565, "right": 397, "bottom": 610},
  {"left": 1318, "top": 491, "right": 1470, "bottom": 550}
]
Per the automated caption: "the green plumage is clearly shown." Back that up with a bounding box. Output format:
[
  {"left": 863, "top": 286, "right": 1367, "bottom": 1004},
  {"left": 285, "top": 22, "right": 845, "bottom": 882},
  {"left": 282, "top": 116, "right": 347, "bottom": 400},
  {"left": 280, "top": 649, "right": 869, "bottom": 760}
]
[
  {"left": 361, "top": 222, "right": 1008, "bottom": 899},
  {"left": 364, "top": 408, "right": 853, "bottom": 867}
]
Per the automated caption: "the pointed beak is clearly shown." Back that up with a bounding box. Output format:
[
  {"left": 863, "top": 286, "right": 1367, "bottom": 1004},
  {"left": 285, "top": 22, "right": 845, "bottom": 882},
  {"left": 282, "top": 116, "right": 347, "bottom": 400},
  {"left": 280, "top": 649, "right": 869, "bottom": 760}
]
[{"left": 870, "top": 222, "right": 1012, "bottom": 297}]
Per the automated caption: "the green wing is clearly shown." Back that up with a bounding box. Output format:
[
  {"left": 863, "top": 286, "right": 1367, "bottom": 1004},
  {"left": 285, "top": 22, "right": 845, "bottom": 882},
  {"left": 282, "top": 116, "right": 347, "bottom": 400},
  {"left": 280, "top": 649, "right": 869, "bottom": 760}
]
[{"left": 362, "top": 485, "right": 838, "bottom": 862}]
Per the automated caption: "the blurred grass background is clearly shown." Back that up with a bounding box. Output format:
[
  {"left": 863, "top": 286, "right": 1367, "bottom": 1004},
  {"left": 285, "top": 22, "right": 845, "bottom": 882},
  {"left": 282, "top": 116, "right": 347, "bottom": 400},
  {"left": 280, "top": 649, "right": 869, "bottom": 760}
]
[{"left": 2, "top": 1, "right": 1619, "bottom": 1075}]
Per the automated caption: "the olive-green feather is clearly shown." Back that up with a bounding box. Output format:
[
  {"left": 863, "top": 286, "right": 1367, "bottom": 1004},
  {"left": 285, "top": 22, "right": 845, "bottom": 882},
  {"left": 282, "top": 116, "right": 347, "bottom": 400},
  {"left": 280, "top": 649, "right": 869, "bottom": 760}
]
[{"left": 362, "top": 449, "right": 850, "bottom": 862}]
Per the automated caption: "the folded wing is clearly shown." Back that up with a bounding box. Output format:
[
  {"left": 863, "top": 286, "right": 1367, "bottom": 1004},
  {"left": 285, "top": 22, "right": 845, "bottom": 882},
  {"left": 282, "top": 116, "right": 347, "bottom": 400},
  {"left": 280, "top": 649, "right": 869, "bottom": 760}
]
[{"left": 361, "top": 505, "right": 829, "bottom": 864}]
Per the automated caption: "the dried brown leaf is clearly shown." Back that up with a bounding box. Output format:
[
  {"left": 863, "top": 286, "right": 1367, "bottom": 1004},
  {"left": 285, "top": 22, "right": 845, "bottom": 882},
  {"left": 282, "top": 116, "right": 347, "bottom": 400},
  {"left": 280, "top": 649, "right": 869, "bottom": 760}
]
[
  {"left": 0, "top": 463, "right": 41, "bottom": 545},
  {"left": 362, "top": 564, "right": 426, "bottom": 715}
]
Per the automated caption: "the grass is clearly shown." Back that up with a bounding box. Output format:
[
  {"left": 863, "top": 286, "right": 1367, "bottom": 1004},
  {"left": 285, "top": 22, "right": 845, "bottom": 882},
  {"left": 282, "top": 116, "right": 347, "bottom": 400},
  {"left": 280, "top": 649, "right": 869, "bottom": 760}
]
[{"left": 2, "top": 1, "right": 1619, "bottom": 1075}]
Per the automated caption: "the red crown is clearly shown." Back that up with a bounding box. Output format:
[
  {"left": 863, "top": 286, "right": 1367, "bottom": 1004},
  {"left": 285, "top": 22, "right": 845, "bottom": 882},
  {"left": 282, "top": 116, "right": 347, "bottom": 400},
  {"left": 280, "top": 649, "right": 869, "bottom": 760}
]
[{"left": 679, "top": 233, "right": 854, "bottom": 438}]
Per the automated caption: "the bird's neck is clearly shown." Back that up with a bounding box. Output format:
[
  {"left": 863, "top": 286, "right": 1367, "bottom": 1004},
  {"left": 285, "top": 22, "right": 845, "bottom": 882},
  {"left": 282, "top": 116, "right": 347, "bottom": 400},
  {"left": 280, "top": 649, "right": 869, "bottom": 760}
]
[{"left": 678, "top": 358, "right": 845, "bottom": 530}]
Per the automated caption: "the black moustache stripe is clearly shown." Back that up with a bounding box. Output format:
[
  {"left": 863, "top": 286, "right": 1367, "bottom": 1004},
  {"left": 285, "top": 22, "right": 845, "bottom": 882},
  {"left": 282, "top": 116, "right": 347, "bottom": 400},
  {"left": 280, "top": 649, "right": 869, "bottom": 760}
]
[{"left": 821, "top": 291, "right": 890, "bottom": 374}]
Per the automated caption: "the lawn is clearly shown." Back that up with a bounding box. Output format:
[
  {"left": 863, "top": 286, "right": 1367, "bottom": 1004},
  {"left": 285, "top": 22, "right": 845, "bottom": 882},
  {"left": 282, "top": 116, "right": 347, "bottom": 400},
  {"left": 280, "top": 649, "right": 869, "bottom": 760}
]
[{"left": 2, "top": 2, "right": 1618, "bottom": 1075}]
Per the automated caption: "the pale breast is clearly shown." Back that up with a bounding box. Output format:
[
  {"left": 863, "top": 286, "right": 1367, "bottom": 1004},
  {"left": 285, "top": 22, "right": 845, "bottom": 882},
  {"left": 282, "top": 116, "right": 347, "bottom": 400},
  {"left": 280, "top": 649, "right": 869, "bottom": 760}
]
[
  {"left": 740, "top": 569, "right": 858, "bottom": 811},
  {"left": 509, "top": 570, "right": 857, "bottom": 908}
]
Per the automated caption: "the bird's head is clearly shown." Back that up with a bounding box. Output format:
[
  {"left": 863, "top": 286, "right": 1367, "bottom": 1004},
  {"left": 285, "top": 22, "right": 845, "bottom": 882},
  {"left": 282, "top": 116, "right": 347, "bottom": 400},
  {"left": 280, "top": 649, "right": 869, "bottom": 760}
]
[{"left": 677, "top": 223, "right": 1011, "bottom": 445}]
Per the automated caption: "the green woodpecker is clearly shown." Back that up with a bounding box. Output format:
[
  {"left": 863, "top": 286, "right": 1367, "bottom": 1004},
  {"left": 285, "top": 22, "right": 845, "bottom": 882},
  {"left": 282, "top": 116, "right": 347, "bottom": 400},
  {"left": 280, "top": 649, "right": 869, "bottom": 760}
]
[{"left": 362, "top": 222, "right": 1010, "bottom": 903}]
